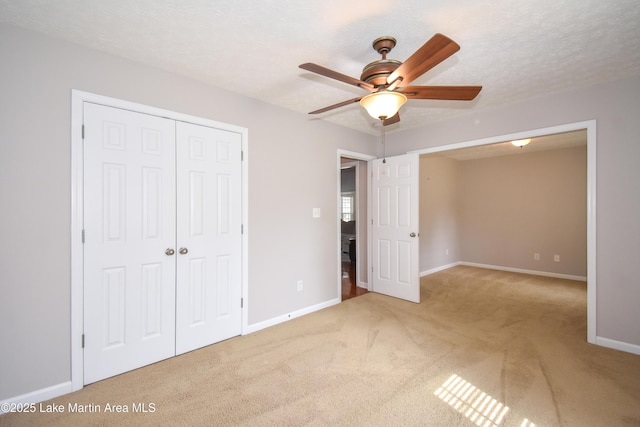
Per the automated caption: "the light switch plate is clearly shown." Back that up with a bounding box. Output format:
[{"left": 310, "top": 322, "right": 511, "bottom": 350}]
[{"left": 312, "top": 208, "right": 321, "bottom": 218}]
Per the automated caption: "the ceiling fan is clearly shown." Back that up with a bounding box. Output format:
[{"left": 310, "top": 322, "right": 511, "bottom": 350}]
[{"left": 299, "top": 33, "right": 482, "bottom": 126}]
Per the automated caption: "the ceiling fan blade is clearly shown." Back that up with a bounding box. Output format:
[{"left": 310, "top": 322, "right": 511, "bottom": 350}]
[
  {"left": 400, "top": 85, "right": 482, "bottom": 100},
  {"left": 300, "top": 63, "right": 375, "bottom": 92},
  {"left": 386, "top": 34, "right": 460, "bottom": 87},
  {"left": 383, "top": 113, "right": 400, "bottom": 126},
  {"left": 308, "top": 96, "right": 363, "bottom": 114}
]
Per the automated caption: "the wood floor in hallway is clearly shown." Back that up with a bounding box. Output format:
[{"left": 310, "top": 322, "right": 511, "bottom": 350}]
[{"left": 341, "top": 260, "right": 368, "bottom": 301}]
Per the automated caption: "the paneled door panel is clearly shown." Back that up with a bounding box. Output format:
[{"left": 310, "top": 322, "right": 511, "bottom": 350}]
[
  {"left": 175, "top": 121, "right": 242, "bottom": 355},
  {"left": 83, "top": 103, "right": 177, "bottom": 384},
  {"left": 370, "top": 154, "right": 420, "bottom": 303}
]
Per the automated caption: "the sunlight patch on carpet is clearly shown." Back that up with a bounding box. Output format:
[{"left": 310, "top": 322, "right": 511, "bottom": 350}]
[{"left": 434, "top": 374, "right": 514, "bottom": 427}]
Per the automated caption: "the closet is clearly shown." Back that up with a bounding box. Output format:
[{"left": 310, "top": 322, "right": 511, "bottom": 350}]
[{"left": 82, "top": 103, "right": 242, "bottom": 384}]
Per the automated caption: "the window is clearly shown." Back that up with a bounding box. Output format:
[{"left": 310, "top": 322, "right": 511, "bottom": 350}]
[{"left": 341, "top": 193, "right": 355, "bottom": 222}]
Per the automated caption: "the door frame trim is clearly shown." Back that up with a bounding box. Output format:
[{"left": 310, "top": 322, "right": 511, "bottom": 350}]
[{"left": 70, "top": 90, "right": 249, "bottom": 391}]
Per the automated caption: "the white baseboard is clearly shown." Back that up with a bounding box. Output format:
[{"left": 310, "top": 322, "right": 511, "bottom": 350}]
[
  {"left": 244, "top": 298, "right": 341, "bottom": 335},
  {"left": 420, "top": 261, "right": 588, "bottom": 282},
  {"left": 420, "top": 262, "right": 461, "bottom": 277},
  {"left": 595, "top": 336, "right": 640, "bottom": 356},
  {"left": 1, "top": 381, "right": 72, "bottom": 414},
  {"left": 458, "top": 262, "right": 587, "bottom": 282}
]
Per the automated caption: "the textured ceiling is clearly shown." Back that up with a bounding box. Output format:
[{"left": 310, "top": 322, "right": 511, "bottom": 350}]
[{"left": 1, "top": 0, "right": 639, "bottom": 135}]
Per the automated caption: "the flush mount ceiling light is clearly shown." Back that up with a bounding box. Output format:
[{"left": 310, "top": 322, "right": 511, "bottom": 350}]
[
  {"left": 511, "top": 138, "right": 531, "bottom": 147},
  {"left": 360, "top": 90, "right": 407, "bottom": 120}
]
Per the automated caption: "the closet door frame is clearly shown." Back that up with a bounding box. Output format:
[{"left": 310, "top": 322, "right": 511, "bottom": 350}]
[{"left": 70, "top": 90, "right": 249, "bottom": 392}]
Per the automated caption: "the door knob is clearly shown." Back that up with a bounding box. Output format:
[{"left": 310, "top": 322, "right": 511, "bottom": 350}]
[
  {"left": 409, "top": 232, "right": 417, "bottom": 238},
  {"left": 179, "top": 247, "right": 189, "bottom": 255},
  {"left": 165, "top": 248, "right": 175, "bottom": 256}
]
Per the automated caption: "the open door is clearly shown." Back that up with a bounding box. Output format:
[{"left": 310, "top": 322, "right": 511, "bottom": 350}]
[{"left": 370, "top": 153, "right": 420, "bottom": 302}]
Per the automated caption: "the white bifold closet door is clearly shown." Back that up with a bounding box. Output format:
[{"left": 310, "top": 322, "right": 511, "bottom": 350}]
[
  {"left": 174, "top": 121, "right": 242, "bottom": 355},
  {"left": 83, "top": 103, "right": 242, "bottom": 385}
]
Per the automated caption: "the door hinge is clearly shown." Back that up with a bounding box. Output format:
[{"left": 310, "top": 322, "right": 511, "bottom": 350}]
[
  {"left": 241, "top": 224, "right": 244, "bottom": 234},
  {"left": 82, "top": 229, "right": 85, "bottom": 243},
  {"left": 81, "top": 124, "right": 85, "bottom": 139},
  {"left": 241, "top": 150, "right": 244, "bottom": 161},
  {"left": 240, "top": 298, "right": 244, "bottom": 308},
  {"left": 81, "top": 334, "right": 85, "bottom": 348}
]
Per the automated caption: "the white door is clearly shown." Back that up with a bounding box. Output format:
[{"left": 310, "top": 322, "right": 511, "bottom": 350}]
[
  {"left": 175, "top": 122, "right": 243, "bottom": 355},
  {"left": 370, "top": 154, "right": 420, "bottom": 303},
  {"left": 83, "top": 103, "right": 177, "bottom": 384},
  {"left": 83, "top": 104, "right": 243, "bottom": 383}
]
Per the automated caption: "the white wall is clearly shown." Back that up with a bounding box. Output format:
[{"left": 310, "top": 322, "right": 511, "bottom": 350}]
[
  {"left": 388, "top": 74, "right": 640, "bottom": 350},
  {"left": 419, "top": 155, "right": 460, "bottom": 272},
  {"left": 458, "top": 146, "right": 587, "bottom": 277},
  {"left": 0, "top": 24, "right": 376, "bottom": 401}
]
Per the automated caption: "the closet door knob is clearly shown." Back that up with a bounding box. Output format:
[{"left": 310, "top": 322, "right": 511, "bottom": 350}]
[
  {"left": 179, "top": 247, "right": 189, "bottom": 255},
  {"left": 409, "top": 232, "right": 417, "bottom": 238},
  {"left": 165, "top": 248, "right": 175, "bottom": 256}
]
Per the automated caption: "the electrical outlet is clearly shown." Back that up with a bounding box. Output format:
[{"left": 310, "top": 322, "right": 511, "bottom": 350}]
[
  {"left": 554, "top": 255, "right": 560, "bottom": 262},
  {"left": 534, "top": 253, "right": 540, "bottom": 261},
  {"left": 297, "top": 280, "right": 303, "bottom": 291}
]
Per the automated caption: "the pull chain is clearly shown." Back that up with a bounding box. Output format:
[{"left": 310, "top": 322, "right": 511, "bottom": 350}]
[{"left": 381, "top": 120, "right": 387, "bottom": 163}]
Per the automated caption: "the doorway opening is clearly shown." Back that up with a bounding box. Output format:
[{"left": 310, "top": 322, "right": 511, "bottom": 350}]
[
  {"left": 340, "top": 162, "right": 365, "bottom": 300},
  {"left": 337, "top": 150, "right": 375, "bottom": 301},
  {"left": 411, "top": 120, "right": 596, "bottom": 344}
]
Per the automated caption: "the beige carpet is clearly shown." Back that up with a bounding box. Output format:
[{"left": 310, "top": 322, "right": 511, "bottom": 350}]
[{"left": 2, "top": 266, "right": 640, "bottom": 426}]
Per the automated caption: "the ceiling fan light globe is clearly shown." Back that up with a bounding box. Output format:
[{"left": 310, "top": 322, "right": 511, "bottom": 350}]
[{"left": 360, "top": 91, "right": 407, "bottom": 120}]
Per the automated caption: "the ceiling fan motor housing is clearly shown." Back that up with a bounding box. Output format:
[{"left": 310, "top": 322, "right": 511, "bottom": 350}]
[
  {"left": 361, "top": 36, "right": 402, "bottom": 86},
  {"left": 361, "top": 59, "right": 402, "bottom": 86}
]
